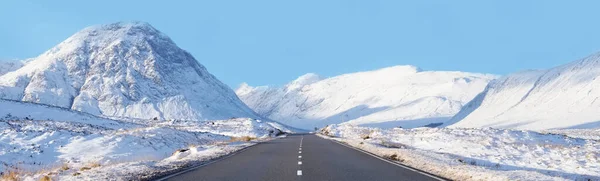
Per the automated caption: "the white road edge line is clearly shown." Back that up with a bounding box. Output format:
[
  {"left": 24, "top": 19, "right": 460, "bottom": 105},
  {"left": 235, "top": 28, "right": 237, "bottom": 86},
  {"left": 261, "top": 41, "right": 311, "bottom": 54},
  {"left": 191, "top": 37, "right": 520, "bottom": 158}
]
[
  {"left": 297, "top": 170, "right": 302, "bottom": 176},
  {"left": 327, "top": 137, "right": 448, "bottom": 181}
]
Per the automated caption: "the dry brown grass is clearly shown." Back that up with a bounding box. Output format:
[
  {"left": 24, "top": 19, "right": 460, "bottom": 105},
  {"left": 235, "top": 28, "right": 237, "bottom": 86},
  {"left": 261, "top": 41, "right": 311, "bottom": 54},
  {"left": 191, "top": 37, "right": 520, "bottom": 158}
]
[
  {"left": 89, "top": 162, "right": 101, "bottom": 168},
  {"left": 78, "top": 162, "right": 101, "bottom": 172},
  {"left": 39, "top": 175, "right": 51, "bottom": 181},
  {"left": 229, "top": 136, "right": 256, "bottom": 142},
  {"left": 360, "top": 130, "right": 376, "bottom": 140},
  {"left": 360, "top": 134, "right": 371, "bottom": 140},
  {"left": 321, "top": 129, "right": 331, "bottom": 136},
  {"left": 60, "top": 164, "right": 69, "bottom": 171},
  {"left": 383, "top": 153, "right": 404, "bottom": 162},
  {"left": 212, "top": 141, "right": 229, "bottom": 146},
  {"left": 1, "top": 170, "right": 19, "bottom": 181}
]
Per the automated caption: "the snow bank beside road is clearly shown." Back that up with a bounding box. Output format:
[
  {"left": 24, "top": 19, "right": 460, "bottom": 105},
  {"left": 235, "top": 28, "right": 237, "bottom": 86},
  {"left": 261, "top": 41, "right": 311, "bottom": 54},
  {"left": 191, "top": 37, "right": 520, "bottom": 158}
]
[
  {"left": 320, "top": 124, "right": 600, "bottom": 181},
  {"left": 1, "top": 117, "right": 280, "bottom": 181},
  {"left": 0, "top": 100, "right": 289, "bottom": 180},
  {"left": 44, "top": 143, "right": 252, "bottom": 181}
]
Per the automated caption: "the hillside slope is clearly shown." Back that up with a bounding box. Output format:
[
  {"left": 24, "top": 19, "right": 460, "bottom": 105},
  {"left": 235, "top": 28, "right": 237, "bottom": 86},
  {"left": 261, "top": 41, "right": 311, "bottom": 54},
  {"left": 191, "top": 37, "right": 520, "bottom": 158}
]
[
  {"left": 237, "top": 66, "right": 496, "bottom": 129},
  {"left": 0, "top": 60, "right": 27, "bottom": 76},
  {"left": 447, "top": 52, "right": 600, "bottom": 130},
  {"left": 0, "top": 22, "right": 258, "bottom": 121}
]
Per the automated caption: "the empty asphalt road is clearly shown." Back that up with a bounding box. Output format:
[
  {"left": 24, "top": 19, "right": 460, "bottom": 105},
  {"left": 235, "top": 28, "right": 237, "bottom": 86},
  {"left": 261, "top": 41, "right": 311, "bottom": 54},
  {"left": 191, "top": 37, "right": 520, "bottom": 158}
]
[{"left": 159, "top": 134, "right": 444, "bottom": 181}]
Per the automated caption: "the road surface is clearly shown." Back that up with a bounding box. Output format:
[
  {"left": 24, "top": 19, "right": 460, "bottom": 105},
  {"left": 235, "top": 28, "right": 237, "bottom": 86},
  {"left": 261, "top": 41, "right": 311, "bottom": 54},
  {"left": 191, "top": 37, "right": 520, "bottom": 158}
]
[{"left": 159, "top": 134, "right": 444, "bottom": 181}]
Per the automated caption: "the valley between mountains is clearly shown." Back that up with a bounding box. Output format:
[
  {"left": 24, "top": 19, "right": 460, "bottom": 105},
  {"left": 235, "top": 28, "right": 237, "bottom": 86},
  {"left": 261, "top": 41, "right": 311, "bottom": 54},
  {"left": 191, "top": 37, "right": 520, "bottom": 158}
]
[{"left": 0, "top": 22, "right": 598, "bottom": 181}]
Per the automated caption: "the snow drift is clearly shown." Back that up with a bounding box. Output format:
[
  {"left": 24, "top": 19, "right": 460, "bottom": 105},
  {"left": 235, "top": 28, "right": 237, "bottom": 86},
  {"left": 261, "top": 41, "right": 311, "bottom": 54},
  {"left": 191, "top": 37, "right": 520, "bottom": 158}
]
[
  {"left": 0, "top": 22, "right": 258, "bottom": 121},
  {"left": 236, "top": 65, "right": 496, "bottom": 129},
  {"left": 447, "top": 52, "right": 600, "bottom": 130}
]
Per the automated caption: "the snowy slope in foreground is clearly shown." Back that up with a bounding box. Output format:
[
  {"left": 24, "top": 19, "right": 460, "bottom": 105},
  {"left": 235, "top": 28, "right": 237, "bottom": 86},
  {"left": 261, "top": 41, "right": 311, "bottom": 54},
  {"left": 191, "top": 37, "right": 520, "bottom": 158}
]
[
  {"left": 237, "top": 66, "right": 496, "bottom": 129},
  {"left": 321, "top": 125, "right": 600, "bottom": 181},
  {"left": 447, "top": 52, "right": 600, "bottom": 130},
  {"left": 0, "top": 22, "right": 258, "bottom": 121},
  {"left": 0, "top": 99, "right": 132, "bottom": 129},
  {"left": 0, "top": 99, "right": 289, "bottom": 180}
]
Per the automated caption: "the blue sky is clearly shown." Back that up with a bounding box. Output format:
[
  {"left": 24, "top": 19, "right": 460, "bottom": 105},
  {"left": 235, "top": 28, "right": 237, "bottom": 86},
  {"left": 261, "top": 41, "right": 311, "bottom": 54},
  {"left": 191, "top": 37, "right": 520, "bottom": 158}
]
[{"left": 2, "top": 1, "right": 600, "bottom": 88}]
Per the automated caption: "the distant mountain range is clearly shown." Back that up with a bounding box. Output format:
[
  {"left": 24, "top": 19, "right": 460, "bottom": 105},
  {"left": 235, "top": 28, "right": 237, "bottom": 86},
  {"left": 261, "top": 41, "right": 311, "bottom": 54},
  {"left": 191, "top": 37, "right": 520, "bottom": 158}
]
[
  {"left": 236, "top": 65, "right": 496, "bottom": 129},
  {"left": 238, "top": 50, "right": 600, "bottom": 130}
]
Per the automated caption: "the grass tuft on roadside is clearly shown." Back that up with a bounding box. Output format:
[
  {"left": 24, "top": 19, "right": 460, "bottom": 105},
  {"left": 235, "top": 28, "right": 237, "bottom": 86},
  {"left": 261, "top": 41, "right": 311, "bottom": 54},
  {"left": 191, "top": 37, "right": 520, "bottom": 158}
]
[{"left": 229, "top": 136, "right": 256, "bottom": 142}]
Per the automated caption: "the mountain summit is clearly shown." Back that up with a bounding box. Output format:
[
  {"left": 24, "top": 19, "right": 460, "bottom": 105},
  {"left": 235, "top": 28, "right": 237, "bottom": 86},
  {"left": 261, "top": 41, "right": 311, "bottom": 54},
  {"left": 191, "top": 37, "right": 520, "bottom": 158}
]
[{"left": 0, "top": 22, "right": 258, "bottom": 120}]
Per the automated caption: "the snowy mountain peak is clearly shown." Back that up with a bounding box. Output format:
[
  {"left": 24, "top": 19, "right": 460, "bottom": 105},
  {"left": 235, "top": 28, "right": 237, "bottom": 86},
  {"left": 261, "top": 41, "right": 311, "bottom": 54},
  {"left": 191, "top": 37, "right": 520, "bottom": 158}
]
[
  {"left": 235, "top": 82, "right": 256, "bottom": 95},
  {"left": 375, "top": 65, "right": 422, "bottom": 74},
  {"left": 47, "top": 21, "right": 175, "bottom": 62},
  {"left": 0, "top": 22, "right": 260, "bottom": 121},
  {"left": 286, "top": 73, "right": 322, "bottom": 90},
  {"left": 291, "top": 73, "right": 322, "bottom": 85},
  {"left": 69, "top": 21, "right": 166, "bottom": 43},
  {"left": 333, "top": 65, "right": 424, "bottom": 84},
  {"left": 569, "top": 51, "right": 600, "bottom": 67}
]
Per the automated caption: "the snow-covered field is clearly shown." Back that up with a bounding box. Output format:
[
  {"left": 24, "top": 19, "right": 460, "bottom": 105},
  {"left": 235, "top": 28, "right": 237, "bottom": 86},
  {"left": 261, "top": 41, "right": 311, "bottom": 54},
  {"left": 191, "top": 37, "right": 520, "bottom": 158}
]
[
  {"left": 0, "top": 99, "right": 290, "bottom": 180},
  {"left": 320, "top": 124, "right": 600, "bottom": 181}
]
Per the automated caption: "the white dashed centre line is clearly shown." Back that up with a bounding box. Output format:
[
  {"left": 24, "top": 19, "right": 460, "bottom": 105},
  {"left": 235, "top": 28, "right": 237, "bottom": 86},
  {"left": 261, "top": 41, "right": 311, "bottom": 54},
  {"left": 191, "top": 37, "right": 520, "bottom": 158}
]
[{"left": 298, "top": 136, "right": 304, "bottom": 177}]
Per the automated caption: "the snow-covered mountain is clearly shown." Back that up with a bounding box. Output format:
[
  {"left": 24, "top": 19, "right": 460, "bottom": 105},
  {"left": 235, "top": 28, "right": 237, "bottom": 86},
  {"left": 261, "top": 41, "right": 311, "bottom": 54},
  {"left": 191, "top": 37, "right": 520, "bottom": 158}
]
[
  {"left": 0, "top": 60, "right": 28, "bottom": 76},
  {"left": 446, "top": 52, "right": 600, "bottom": 130},
  {"left": 0, "top": 22, "right": 259, "bottom": 121},
  {"left": 236, "top": 65, "right": 496, "bottom": 129}
]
